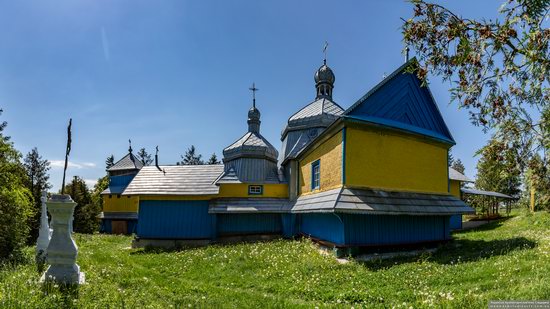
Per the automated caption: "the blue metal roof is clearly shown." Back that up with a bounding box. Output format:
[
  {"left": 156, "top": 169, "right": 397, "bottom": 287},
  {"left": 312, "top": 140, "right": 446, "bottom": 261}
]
[{"left": 344, "top": 58, "right": 455, "bottom": 145}]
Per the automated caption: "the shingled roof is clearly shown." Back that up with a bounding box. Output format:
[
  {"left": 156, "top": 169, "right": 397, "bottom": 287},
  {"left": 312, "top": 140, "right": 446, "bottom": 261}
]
[
  {"left": 292, "top": 187, "right": 475, "bottom": 215},
  {"left": 282, "top": 98, "right": 344, "bottom": 138},
  {"left": 107, "top": 152, "right": 144, "bottom": 172},
  {"left": 449, "top": 167, "right": 473, "bottom": 182},
  {"left": 122, "top": 165, "right": 224, "bottom": 196},
  {"left": 223, "top": 131, "right": 279, "bottom": 161}
]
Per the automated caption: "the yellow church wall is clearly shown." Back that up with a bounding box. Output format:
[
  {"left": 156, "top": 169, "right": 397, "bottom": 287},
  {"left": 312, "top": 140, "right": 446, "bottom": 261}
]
[
  {"left": 345, "top": 126, "right": 449, "bottom": 194},
  {"left": 102, "top": 195, "right": 139, "bottom": 212},
  {"left": 450, "top": 180, "right": 461, "bottom": 198},
  {"left": 218, "top": 183, "right": 289, "bottom": 198},
  {"left": 299, "top": 130, "right": 343, "bottom": 195}
]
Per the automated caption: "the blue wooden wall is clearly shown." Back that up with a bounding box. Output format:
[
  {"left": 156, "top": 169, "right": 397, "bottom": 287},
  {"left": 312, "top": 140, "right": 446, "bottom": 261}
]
[
  {"left": 137, "top": 200, "right": 213, "bottom": 239},
  {"left": 217, "top": 213, "right": 282, "bottom": 235},
  {"left": 300, "top": 213, "right": 345, "bottom": 245},
  {"left": 281, "top": 214, "right": 297, "bottom": 238},
  {"left": 108, "top": 174, "right": 137, "bottom": 193},
  {"left": 100, "top": 219, "right": 138, "bottom": 235},
  {"left": 343, "top": 214, "right": 450, "bottom": 246},
  {"left": 449, "top": 214, "right": 462, "bottom": 230}
]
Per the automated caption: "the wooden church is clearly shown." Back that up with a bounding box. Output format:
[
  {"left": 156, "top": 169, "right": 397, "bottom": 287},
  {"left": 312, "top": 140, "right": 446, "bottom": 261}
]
[{"left": 100, "top": 57, "right": 474, "bottom": 250}]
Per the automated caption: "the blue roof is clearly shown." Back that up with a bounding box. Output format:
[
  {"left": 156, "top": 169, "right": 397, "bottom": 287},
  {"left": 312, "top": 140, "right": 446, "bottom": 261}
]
[{"left": 344, "top": 59, "right": 455, "bottom": 145}]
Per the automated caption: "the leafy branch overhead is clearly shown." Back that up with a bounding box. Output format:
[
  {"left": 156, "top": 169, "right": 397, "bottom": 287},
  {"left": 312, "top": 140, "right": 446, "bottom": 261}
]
[{"left": 402, "top": 0, "right": 549, "bottom": 164}]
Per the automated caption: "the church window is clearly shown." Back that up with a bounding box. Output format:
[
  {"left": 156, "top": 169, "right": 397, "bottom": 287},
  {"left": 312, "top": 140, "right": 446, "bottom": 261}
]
[
  {"left": 248, "top": 185, "right": 263, "bottom": 195},
  {"left": 311, "top": 160, "right": 320, "bottom": 190}
]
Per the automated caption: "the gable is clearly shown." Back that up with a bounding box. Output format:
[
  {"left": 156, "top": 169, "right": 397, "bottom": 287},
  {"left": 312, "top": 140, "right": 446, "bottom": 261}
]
[{"left": 344, "top": 60, "right": 455, "bottom": 145}]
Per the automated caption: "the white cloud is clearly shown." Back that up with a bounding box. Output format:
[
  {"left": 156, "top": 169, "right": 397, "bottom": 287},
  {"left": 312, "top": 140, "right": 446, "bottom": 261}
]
[
  {"left": 49, "top": 160, "right": 96, "bottom": 169},
  {"left": 84, "top": 179, "right": 98, "bottom": 188}
]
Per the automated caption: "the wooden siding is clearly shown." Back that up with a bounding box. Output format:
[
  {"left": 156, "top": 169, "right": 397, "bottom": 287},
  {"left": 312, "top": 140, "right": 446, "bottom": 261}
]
[
  {"left": 450, "top": 179, "right": 461, "bottom": 198},
  {"left": 299, "top": 130, "right": 343, "bottom": 195},
  {"left": 137, "top": 200, "right": 213, "bottom": 239},
  {"left": 345, "top": 125, "right": 449, "bottom": 194},
  {"left": 342, "top": 214, "right": 450, "bottom": 246},
  {"left": 344, "top": 59, "right": 454, "bottom": 144},
  {"left": 100, "top": 219, "right": 137, "bottom": 235},
  {"left": 217, "top": 214, "right": 282, "bottom": 235},
  {"left": 218, "top": 183, "right": 289, "bottom": 198},
  {"left": 109, "top": 174, "right": 136, "bottom": 189},
  {"left": 450, "top": 214, "right": 463, "bottom": 230},
  {"left": 103, "top": 195, "right": 139, "bottom": 212},
  {"left": 299, "top": 213, "right": 345, "bottom": 245}
]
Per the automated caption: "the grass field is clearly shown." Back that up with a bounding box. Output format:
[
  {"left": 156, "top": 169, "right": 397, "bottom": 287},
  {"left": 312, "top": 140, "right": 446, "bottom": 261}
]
[{"left": 1, "top": 210, "right": 549, "bottom": 308}]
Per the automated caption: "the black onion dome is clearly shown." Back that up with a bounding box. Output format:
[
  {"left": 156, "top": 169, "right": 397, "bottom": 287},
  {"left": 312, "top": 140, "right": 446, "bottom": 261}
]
[{"left": 314, "top": 63, "right": 335, "bottom": 85}]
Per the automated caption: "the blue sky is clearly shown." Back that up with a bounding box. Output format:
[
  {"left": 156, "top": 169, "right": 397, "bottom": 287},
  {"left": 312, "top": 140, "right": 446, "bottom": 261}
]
[{"left": 0, "top": 0, "right": 503, "bottom": 191}]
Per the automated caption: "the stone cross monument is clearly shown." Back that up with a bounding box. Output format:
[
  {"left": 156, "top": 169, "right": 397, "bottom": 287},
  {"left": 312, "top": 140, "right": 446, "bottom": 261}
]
[
  {"left": 36, "top": 191, "right": 51, "bottom": 270},
  {"left": 42, "top": 194, "right": 85, "bottom": 285}
]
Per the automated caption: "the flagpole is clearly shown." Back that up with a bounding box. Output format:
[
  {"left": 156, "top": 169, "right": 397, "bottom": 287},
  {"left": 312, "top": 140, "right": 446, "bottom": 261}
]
[{"left": 61, "top": 118, "right": 72, "bottom": 195}]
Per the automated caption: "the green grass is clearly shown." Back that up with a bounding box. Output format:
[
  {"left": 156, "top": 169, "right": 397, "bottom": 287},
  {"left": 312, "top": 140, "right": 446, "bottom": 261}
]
[{"left": 1, "top": 210, "right": 550, "bottom": 308}]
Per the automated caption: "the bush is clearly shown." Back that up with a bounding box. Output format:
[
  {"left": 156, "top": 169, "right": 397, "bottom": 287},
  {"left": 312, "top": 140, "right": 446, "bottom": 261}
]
[{"left": 0, "top": 140, "right": 33, "bottom": 261}]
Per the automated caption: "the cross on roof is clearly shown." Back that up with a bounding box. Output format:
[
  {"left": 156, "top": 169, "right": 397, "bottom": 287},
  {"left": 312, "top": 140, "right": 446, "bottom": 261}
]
[
  {"left": 323, "top": 41, "right": 329, "bottom": 64},
  {"left": 249, "top": 82, "right": 259, "bottom": 108}
]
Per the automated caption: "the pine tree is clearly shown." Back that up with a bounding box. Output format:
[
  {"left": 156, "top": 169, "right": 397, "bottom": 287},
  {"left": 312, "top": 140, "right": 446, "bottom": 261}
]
[
  {"left": 105, "top": 155, "right": 115, "bottom": 169},
  {"left": 451, "top": 159, "right": 465, "bottom": 175},
  {"left": 207, "top": 153, "right": 220, "bottom": 164},
  {"left": 448, "top": 151, "right": 454, "bottom": 167},
  {"left": 177, "top": 145, "right": 204, "bottom": 165},
  {"left": 137, "top": 148, "right": 153, "bottom": 166},
  {"left": 23, "top": 147, "right": 51, "bottom": 243}
]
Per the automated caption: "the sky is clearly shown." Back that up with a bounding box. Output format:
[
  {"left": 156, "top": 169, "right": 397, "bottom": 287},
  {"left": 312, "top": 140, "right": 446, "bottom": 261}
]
[{"left": 0, "top": 0, "right": 504, "bottom": 192}]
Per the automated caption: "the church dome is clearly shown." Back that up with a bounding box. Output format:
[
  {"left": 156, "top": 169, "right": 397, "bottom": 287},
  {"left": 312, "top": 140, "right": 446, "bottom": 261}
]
[
  {"left": 248, "top": 106, "right": 260, "bottom": 120},
  {"left": 314, "top": 63, "right": 335, "bottom": 85}
]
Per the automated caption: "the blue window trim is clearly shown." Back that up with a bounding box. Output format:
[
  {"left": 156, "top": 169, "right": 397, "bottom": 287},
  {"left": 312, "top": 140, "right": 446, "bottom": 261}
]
[
  {"left": 248, "top": 185, "right": 263, "bottom": 195},
  {"left": 311, "top": 160, "right": 320, "bottom": 190}
]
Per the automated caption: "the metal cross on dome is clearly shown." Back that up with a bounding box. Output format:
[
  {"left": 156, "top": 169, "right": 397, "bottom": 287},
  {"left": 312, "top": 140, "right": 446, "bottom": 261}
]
[
  {"left": 323, "top": 41, "right": 329, "bottom": 64},
  {"left": 249, "top": 82, "right": 259, "bottom": 108}
]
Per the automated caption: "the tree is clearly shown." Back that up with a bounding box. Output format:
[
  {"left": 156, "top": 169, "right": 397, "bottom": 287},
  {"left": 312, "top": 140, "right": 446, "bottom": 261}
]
[
  {"left": 525, "top": 154, "right": 550, "bottom": 210},
  {"left": 105, "top": 155, "right": 115, "bottom": 169},
  {"left": 475, "top": 137, "right": 522, "bottom": 197},
  {"left": 61, "top": 176, "right": 99, "bottom": 233},
  {"left": 448, "top": 151, "right": 455, "bottom": 167},
  {"left": 0, "top": 108, "right": 33, "bottom": 261},
  {"left": 402, "top": 0, "right": 549, "bottom": 169},
  {"left": 451, "top": 158, "right": 466, "bottom": 175},
  {"left": 137, "top": 148, "right": 153, "bottom": 166},
  {"left": 91, "top": 175, "right": 109, "bottom": 215},
  {"left": 23, "top": 147, "right": 51, "bottom": 243},
  {"left": 207, "top": 153, "right": 220, "bottom": 164},
  {"left": 177, "top": 145, "right": 204, "bottom": 165}
]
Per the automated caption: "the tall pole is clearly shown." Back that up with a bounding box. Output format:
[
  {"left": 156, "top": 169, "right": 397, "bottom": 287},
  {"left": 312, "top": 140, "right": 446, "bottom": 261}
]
[{"left": 61, "top": 119, "right": 72, "bottom": 195}]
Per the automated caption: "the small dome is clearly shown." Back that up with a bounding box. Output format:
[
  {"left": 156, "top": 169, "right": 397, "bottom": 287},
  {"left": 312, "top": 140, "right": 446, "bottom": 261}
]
[
  {"left": 314, "top": 63, "right": 335, "bottom": 85},
  {"left": 248, "top": 106, "right": 260, "bottom": 119}
]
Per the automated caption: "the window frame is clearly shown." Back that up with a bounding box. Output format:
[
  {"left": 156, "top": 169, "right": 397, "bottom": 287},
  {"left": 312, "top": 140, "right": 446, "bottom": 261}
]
[
  {"left": 311, "top": 159, "right": 321, "bottom": 190},
  {"left": 248, "top": 185, "right": 264, "bottom": 195}
]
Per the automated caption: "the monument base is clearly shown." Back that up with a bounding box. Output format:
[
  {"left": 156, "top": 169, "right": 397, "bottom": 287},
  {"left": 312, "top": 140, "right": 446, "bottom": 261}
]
[{"left": 40, "top": 265, "right": 85, "bottom": 285}]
